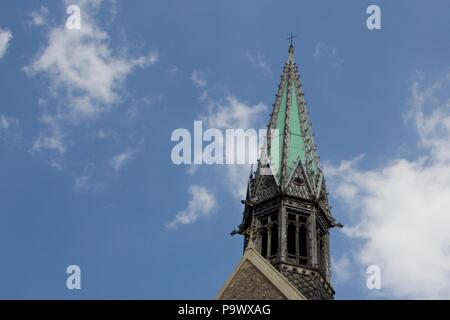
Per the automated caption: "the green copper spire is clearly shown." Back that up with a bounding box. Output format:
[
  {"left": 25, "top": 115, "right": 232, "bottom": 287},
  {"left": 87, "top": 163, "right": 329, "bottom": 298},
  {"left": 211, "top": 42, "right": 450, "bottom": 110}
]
[{"left": 266, "top": 43, "right": 321, "bottom": 188}]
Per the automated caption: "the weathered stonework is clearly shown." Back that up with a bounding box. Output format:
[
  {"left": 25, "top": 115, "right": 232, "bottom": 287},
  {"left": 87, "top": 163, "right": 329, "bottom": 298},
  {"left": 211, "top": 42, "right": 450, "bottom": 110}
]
[
  {"left": 217, "top": 244, "right": 305, "bottom": 300},
  {"left": 219, "top": 261, "right": 285, "bottom": 300}
]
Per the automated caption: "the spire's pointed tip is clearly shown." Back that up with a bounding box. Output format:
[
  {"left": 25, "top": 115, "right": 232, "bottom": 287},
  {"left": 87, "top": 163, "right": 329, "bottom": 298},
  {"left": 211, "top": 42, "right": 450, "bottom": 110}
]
[
  {"left": 287, "top": 44, "right": 295, "bottom": 64},
  {"left": 287, "top": 33, "right": 296, "bottom": 63},
  {"left": 288, "top": 33, "right": 296, "bottom": 49}
]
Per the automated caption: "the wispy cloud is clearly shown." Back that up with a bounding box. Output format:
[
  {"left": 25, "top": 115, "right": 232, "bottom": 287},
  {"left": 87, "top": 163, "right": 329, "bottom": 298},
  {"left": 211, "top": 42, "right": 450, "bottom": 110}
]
[
  {"left": 95, "top": 129, "right": 114, "bottom": 139},
  {"left": 325, "top": 71, "right": 450, "bottom": 299},
  {"left": 73, "top": 175, "right": 104, "bottom": 191},
  {"left": 166, "top": 185, "right": 216, "bottom": 229},
  {"left": 191, "top": 70, "right": 207, "bottom": 88},
  {"left": 74, "top": 175, "right": 90, "bottom": 189},
  {"left": 111, "top": 148, "right": 135, "bottom": 173},
  {"left": 0, "top": 114, "right": 18, "bottom": 131},
  {"left": 0, "top": 28, "right": 12, "bottom": 59},
  {"left": 188, "top": 71, "right": 268, "bottom": 200},
  {"left": 205, "top": 96, "right": 267, "bottom": 129},
  {"left": 29, "top": 6, "right": 49, "bottom": 26},
  {"left": 25, "top": 0, "right": 157, "bottom": 165},
  {"left": 169, "top": 66, "right": 179, "bottom": 76},
  {"left": 31, "top": 113, "right": 66, "bottom": 169},
  {"left": 246, "top": 52, "right": 272, "bottom": 76},
  {"left": 314, "top": 41, "right": 344, "bottom": 67},
  {"left": 204, "top": 96, "right": 267, "bottom": 198},
  {"left": 177, "top": 66, "right": 264, "bottom": 220}
]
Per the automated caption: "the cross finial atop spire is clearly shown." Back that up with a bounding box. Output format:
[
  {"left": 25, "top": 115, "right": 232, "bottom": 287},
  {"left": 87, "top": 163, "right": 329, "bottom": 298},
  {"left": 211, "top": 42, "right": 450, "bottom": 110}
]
[
  {"left": 287, "top": 33, "right": 296, "bottom": 63},
  {"left": 287, "top": 33, "right": 296, "bottom": 48}
]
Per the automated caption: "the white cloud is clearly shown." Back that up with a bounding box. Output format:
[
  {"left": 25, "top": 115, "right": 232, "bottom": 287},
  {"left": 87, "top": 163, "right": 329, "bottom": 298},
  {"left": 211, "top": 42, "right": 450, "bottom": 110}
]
[
  {"left": 169, "top": 66, "right": 179, "bottom": 75},
  {"left": 332, "top": 255, "right": 353, "bottom": 283},
  {"left": 25, "top": 24, "right": 157, "bottom": 118},
  {"left": 0, "top": 114, "right": 18, "bottom": 131},
  {"left": 204, "top": 96, "right": 267, "bottom": 199},
  {"left": 0, "top": 28, "right": 12, "bottom": 59},
  {"left": 111, "top": 149, "right": 134, "bottom": 172},
  {"left": 313, "top": 42, "right": 325, "bottom": 59},
  {"left": 188, "top": 71, "right": 268, "bottom": 200},
  {"left": 191, "top": 70, "right": 207, "bottom": 88},
  {"left": 31, "top": 113, "right": 66, "bottom": 159},
  {"left": 29, "top": 6, "right": 49, "bottom": 26},
  {"left": 143, "top": 51, "right": 159, "bottom": 65},
  {"left": 186, "top": 164, "right": 199, "bottom": 175},
  {"left": 71, "top": 0, "right": 103, "bottom": 8},
  {"left": 166, "top": 185, "right": 216, "bottom": 228},
  {"left": 32, "top": 132, "right": 65, "bottom": 156},
  {"left": 205, "top": 96, "right": 267, "bottom": 129},
  {"left": 246, "top": 52, "right": 272, "bottom": 76},
  {"left": 74, "top": 175, "right": 90, "bottom": 189},
  {"left": 74, "top": 175, "right": 104, "bottom": 191},
  {"left": 25, "top": 0, "right": 157, "bottom": 160},
  {"left": 109, "top": 0, "right": 119, "bottom": 20},
  {"left": 326, "top": 71, "right": 450, "bottom": 299},
  {"left": 95, "top": 129, "right": 113, "bottom": 139},
  {"left": 314, "top": 41, "right": 344, "bottom": 67}
]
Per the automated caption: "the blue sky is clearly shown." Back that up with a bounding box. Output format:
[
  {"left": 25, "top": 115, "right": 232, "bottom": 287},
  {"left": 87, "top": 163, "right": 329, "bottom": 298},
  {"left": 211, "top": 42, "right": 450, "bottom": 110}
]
[{"left": 1, "top": 0, "right": 450, "bottom": 299}]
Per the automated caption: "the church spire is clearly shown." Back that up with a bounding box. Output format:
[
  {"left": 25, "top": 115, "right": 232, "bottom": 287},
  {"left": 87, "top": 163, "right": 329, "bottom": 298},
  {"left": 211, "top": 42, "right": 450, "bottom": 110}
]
[
  {"left": 231, "top": 38, "right": 339, "bottom": 300},
  {"left": 266, "top": 42, "right": 321, "bottom": 189}
]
